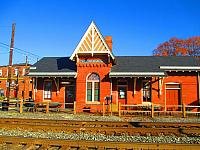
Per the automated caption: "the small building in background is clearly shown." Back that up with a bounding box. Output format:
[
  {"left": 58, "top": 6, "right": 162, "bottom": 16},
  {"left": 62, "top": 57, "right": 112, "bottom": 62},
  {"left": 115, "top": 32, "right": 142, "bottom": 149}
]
[{"left": 0, "top": 63, "right": 32, "bottom": 100}]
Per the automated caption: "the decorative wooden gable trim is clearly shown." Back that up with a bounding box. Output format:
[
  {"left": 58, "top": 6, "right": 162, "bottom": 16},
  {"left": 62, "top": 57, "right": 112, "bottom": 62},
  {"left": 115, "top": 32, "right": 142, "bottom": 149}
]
[{"left": 70, "top": 21, "right": 115, "bottom": 60}]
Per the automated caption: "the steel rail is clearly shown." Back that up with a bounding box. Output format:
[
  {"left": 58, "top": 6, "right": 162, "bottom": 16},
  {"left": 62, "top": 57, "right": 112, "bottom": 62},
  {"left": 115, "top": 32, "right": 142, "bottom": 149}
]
[
  {"left": 0, "top": 136, "right": 199, "bottom": 150},
  {"left": 0, "top": 118, "right": 132, "bottom": 128},
  {"left": 0, "top": 118, "right": 199, "bottom": 128},
  {"left": 0, "top": 122, "right": 199, "bottom": 136}
]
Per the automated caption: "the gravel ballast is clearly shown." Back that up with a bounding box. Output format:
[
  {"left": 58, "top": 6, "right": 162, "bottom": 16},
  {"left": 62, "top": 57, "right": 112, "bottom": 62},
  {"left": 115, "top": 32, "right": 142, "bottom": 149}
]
[
  {"left": 0, "top": 128, "right": 199, "bottom": 144},
  {"left": 0, "top": 112, "right": 199, "bottom": 144}
]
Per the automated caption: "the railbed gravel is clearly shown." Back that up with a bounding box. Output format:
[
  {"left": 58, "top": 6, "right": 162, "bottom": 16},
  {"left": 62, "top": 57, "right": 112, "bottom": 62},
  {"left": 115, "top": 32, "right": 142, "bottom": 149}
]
[
  {"left": 0, "top": 112, "right": 199, "bottom": 144},
  {"left": 0, "top": 128, "right": 199, "bottom": 144}
]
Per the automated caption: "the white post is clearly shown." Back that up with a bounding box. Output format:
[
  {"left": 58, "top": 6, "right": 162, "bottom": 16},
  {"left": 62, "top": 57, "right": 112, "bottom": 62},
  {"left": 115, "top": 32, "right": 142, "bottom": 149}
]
[
  {"left": 134, "top": 78, "right": 136, "bottom": 94},
  {"left": 198, "top": 72, "right": 200, "bottom": 105}
]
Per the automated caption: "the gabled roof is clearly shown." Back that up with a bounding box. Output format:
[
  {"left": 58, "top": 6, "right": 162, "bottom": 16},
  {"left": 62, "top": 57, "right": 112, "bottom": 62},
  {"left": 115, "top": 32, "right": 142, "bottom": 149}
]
[
  {"left": 28, "top": 57, "right": 76, "bottom": 77},
  {"left": 70, "top": 21, "right": 115, "bottom": 60},
  {"left": 28, "top": 56, "right": 199, "bottom": 77}
]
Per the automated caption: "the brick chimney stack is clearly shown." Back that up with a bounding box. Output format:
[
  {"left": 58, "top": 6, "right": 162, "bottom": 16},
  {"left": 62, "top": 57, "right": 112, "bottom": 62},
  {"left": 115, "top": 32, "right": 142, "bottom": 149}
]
[{"left": 105, "top": 36, "right": 112, "bottom": 51}]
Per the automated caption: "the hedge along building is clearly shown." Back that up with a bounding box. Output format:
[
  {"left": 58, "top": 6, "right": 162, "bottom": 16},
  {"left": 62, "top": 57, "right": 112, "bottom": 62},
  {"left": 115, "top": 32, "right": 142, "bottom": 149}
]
[{"left": 28, "top": 21, "right": 200, "bottom": 111}]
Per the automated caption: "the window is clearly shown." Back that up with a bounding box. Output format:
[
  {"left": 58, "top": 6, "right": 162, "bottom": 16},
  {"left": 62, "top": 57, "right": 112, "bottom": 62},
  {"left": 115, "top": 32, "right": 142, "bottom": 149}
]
[
  {"left": 87, "top": 82, "right": 92, "bottom": 101},
  {"left": 0, "top": 70, "right": 2, "bottom": 76},
  {"left": 94, "top": 82, "right": 100, "bottom": 101},
  {"left": 14, "top": 68, "right": 18, "bottom": 76},
  {"left": 142, "top": 81, "right": 151, "bottom": 102},
  {"left": 0, "top": 89, "right": 4, "bottom": 96},
  {"left": 44, "top": 81, "right": 52, "bottom": 99},
  {"left": 118, "top": 87, "right": 126, "bottom": 99},
  {"left": 117, "top": 81, "right": 127, "bottom": 99},
  {"left": 166, "top": 83, "right": 180, "bottom": 89},
  {"left": 87, "top": 73, "right": 100, "bottom": 102}
]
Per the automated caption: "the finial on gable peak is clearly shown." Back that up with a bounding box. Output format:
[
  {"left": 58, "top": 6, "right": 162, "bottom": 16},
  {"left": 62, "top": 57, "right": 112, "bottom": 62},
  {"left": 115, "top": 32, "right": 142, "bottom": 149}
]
[{"left": 90, "top": 20, "right": 96, "bottom": 26}]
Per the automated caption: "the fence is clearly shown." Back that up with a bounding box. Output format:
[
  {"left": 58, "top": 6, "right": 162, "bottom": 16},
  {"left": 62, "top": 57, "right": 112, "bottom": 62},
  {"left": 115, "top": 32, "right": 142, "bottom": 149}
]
[
  {"left": 0, "top": 99, "right": 199, "bottom": 118},
  {"left": 0, "top": 100, "right": 110, "bottom": 116},
  {"left": 0, "top": 99, "right": 75, "bottom": 114},
  {"left": 119, "top": 103, "right": 200, "bottom": 118}
]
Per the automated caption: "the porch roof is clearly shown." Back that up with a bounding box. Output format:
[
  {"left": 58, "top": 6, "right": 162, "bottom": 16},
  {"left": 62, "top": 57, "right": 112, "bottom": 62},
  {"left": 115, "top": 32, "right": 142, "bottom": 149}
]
[
  {"left": 28, "top": 57, "right": 76, "bottom": 77},
  {"left": 110, "top": 56, "right": 199, "bottom": 77}
]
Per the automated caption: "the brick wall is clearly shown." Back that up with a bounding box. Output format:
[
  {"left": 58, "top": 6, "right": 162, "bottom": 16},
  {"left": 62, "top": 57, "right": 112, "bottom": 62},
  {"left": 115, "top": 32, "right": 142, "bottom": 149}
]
[
  {"left": 75, "top": 55, "right": 112, "bottom": 111},
  {"left": 34, "top": 77, "right": 74, "bottom": 108},
  {"left": 111, "top": 72, "right": 198, "bottom": 107}
]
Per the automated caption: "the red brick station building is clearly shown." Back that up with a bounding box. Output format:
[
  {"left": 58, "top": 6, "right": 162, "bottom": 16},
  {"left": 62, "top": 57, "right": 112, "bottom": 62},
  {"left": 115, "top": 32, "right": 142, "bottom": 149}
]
[{"left": 28, "top": 22, "right": 200, "bottom": 111}]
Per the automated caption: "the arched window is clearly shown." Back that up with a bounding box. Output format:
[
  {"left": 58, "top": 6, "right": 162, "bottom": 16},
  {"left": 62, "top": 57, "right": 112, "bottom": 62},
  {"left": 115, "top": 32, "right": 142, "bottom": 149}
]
[{"left": 87, "top": 73, "right": 100, "bottom": 102}]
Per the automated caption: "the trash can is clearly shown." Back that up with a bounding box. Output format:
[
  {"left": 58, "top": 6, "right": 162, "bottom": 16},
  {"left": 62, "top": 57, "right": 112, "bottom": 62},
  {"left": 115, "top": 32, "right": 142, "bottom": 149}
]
[{"left": 2, "top": 102, "right": 9, "bottom": 111}]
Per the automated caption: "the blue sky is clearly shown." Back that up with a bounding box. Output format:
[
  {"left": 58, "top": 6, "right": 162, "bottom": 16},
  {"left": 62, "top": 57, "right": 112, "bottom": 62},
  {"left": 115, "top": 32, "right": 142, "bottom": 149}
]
[{"left": 0, "top": 0, "right": 199, "bottom": 65}]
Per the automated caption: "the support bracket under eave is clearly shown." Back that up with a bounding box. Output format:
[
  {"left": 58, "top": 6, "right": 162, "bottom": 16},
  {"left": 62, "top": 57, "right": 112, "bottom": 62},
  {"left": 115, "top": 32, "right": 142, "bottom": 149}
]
[{"left": 53, "top": 78, "right": 59, "bottom": 93}]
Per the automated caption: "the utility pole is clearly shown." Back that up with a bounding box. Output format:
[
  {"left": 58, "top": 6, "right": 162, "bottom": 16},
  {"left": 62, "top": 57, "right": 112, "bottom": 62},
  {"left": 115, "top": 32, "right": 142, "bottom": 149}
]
[
  {"left": 6, "top": 23, "right": 16, "bottom": 102},
  {"left": 23, "top": 55, "right": 28, "bottom": 100}
]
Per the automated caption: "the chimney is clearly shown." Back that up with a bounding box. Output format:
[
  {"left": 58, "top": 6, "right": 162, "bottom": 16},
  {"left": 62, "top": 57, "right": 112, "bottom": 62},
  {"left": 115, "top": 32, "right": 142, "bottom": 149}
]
[{"left": 105, "top": 36, "right": 112, "bottom": 51}]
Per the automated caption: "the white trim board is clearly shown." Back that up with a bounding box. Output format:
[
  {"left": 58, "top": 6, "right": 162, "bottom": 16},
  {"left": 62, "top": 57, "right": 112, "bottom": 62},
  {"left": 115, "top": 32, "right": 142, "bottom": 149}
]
[
  {"left": 160, "top": 66, "right": 200, "bottom": 70},
  {"left": 109, "top": 72, "right": 165, "bottom": 77},
  {"left": 28, "top": 72, "right": 76, "bottom": 76}
]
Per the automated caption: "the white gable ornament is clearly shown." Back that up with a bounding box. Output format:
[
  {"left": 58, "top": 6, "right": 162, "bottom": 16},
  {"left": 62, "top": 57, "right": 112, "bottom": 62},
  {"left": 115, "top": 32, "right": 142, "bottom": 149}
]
[{"left": 70, "top": 21, "right": 114, "bottom": 60}]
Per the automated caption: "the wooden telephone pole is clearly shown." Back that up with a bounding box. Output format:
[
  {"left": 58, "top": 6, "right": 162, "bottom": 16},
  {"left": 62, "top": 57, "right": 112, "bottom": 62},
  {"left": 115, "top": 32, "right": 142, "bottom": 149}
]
[{"left": 6, "top": 23, "right": 16, "bottom": 102}]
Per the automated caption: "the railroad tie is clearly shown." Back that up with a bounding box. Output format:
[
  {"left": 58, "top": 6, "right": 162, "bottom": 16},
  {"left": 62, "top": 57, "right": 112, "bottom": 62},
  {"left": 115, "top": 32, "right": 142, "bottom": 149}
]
[{"left": 22, "top": 144, "right": 35, "bottom": 150}]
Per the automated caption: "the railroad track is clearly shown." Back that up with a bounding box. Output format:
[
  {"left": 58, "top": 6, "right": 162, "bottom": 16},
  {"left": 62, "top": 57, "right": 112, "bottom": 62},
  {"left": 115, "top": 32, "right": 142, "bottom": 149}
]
[
  {"left": 0, "top": 118, "right": 200, "bottom": 128},
  {"left": 0, "top": 118, "right": 199, "bottom": 136},
  {"left": 0, "top": 136, "right": 199, "bottom": 150}
]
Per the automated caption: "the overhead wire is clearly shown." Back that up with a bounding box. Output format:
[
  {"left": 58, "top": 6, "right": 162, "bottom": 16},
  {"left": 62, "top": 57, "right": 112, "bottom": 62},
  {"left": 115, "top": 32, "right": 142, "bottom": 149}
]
[
  {"left": 0, "top": 42, "right": 40, "bottom": 64},
  {"left": 0, "top": 42, "right": 40, "bottom": 58},
  {"left": 0, "top": 52, "right": 9, "bottom": 54},
  {"left": 0, "top": 26, "right": 12, "bottom": 28}
]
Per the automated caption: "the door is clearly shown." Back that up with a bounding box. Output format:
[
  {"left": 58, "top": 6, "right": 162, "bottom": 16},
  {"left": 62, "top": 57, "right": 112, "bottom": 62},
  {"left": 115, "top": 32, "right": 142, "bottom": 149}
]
[
  {"left": 166, "top": 83, "right": 181, "bottom": 111},
  {"left": 65, "top": 85, "right": 75, "bottom": 108}
]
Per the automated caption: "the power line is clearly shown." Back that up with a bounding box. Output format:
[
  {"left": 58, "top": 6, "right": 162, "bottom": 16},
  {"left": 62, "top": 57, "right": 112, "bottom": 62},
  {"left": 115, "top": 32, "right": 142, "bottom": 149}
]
[
  {"left": 0, "top": 26, "right": 12, "bottom": 28},
  {"left": 13, "top": 50, "right": 38, "bottom": 60},
  {"left": 0, "top": 26, "right": 12, "bottom": 30},
  {"left": 0, "top": 45, "right": 9, "bottom": 51},
  {"left": 0, "top": 42, "right": 40, "bottom": 58},
  {"left": 0, "top": 52, "right": 9, "bottom": 54}
]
